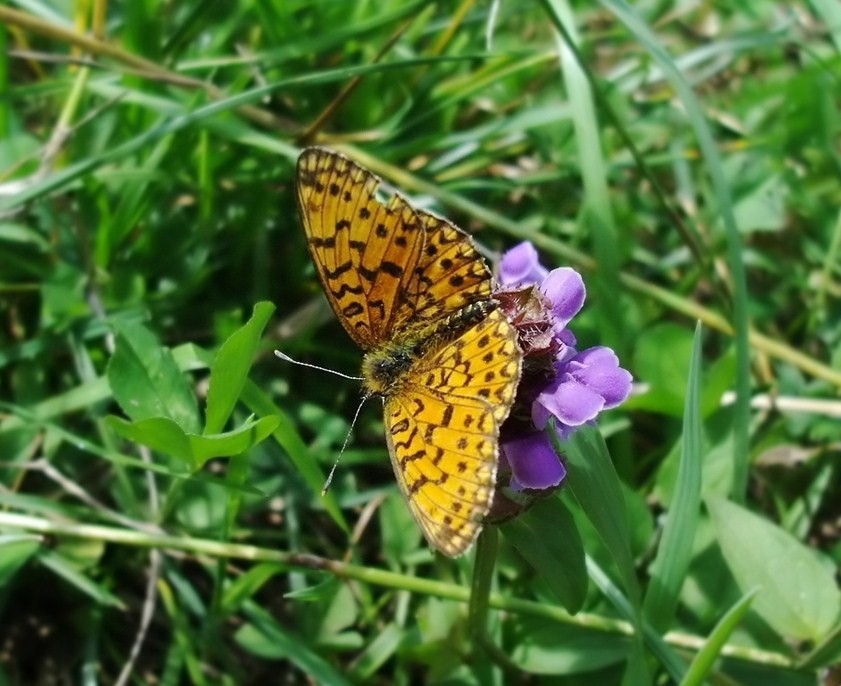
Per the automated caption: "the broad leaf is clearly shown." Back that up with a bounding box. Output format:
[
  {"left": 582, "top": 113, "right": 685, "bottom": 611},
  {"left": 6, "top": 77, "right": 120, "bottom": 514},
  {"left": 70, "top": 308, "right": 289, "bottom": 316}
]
[
  {"left": 107, "top": 414, "right": 279, "bottom": 469},
  {"left": 708, "top": 495, "right": 841, "bottom": 641},
  {"left": 501, "top": 495, "right": 587, "bottom": 613},
  {"left": 108, "top": 320, "right": 201, "bottom": 433}
]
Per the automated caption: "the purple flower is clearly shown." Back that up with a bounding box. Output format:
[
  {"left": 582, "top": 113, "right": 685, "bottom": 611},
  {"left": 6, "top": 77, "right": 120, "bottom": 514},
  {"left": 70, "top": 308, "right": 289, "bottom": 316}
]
[{"left": 490, "top": 242, "right": 632, "bottom": 518}]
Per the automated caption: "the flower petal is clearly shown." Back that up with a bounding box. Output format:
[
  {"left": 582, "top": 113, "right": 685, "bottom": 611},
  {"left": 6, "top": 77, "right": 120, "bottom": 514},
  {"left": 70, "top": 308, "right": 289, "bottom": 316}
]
[
  {"left": 566, "top": 347, "right": 633, "bottom": 408},
  {"left": 502, "top": 431, "right": 566, "bottom": 491},
  {"left": 499, "top": 242, "right": 549, "bottom": 286},
  {"left": 541, "top": 267, "right": 586, "bottom": 328},
  {"left": 533, "top": 376, "right": 606, "bottom": 429}
]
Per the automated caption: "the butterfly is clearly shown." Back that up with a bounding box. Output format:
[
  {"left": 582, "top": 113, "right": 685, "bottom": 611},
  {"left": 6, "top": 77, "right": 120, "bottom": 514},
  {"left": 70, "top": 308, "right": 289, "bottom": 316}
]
[{"left": 296, "top": 147, "right": 522, "bottom": 557}]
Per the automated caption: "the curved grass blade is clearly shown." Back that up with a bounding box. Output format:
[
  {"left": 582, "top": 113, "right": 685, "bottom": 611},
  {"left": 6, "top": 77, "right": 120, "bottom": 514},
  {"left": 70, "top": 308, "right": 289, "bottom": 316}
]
[
  {"left": 563, "top": 426, "right": 640, "bottom": 609},
  {"left": 643, "top": 322, "right": 703, "bottom": 630},
  {"left": 679, "top": 590, "right": 757, "bottom": 686},
  {"left": 237, "top": 602, "right": 352, "bottom": 686}
]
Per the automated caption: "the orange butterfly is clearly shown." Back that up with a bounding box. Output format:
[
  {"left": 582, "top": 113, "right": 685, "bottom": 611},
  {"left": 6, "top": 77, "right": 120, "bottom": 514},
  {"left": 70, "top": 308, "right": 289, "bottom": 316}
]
[{"left": 296, "top": 148, "right": 522, "bottom": 556}]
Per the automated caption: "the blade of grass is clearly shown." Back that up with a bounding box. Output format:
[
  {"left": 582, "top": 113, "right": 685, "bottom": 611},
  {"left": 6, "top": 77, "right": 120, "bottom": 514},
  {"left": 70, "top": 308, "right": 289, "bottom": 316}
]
[
  {"left": 563, "top": 427, "right": 641, "bottom": 609},
  {"left": 643, "top": 322, "right": 703, "bottom": 629},
  {"left": 543, "top": 0, "right": 624, "bottom": 354},
  {"left": 587, "top": 556, "right": 687, "bottom": 682},
  {"left": 679, "top": 590, "right": 758, "bottom": 686},
  {"left": 600, "top": 0, "right": 750, "bottom": 503},
  {"left": 238, "top": 602, "right": 353, "bottom": 685}
]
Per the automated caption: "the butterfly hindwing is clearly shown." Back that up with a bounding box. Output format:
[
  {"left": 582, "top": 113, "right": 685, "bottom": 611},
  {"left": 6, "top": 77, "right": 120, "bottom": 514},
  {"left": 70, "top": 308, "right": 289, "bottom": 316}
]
[{"left": 382, "top": 309, "right": 521, "bottom": 556}]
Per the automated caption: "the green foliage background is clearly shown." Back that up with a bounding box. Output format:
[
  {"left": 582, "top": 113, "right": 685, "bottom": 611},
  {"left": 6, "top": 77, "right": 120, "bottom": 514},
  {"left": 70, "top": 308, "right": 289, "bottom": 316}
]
[{"left": 1, "top": 1, "right": 840, "bottom": 684}]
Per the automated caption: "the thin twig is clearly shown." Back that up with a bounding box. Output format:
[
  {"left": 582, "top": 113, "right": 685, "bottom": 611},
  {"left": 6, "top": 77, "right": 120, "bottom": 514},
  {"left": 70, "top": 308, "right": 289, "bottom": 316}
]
[
  {"left": 113, "top": 548, "right": 161, "bottom": 686},
  {"left": 112, "top": 443, "right": 162, "bottom": 684},
  {"left": 298, "top": 17, "right": 415, "bottom": 144},
  {"left": 1, "top": 459, "right": 162, "bottom": 534}
]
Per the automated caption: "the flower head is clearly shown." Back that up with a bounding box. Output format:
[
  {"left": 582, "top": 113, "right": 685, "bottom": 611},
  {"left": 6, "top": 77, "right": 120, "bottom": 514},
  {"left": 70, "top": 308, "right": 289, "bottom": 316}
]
[{"left": 490, "top": 242, "right": 632, "bottom": 521}]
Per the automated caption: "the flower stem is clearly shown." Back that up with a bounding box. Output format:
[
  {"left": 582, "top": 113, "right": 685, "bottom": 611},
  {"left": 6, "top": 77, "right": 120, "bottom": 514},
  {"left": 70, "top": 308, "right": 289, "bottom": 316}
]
[{"left": 0, "top": 511, "right": 797, "bottom": 669}]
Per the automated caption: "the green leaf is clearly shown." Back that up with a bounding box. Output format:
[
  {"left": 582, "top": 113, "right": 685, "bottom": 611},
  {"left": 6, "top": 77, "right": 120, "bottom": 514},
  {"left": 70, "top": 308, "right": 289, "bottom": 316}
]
[
  {"left": 0, "top": 222, "right": 50, "bottom": 251},
  {"left": 707, "top": 495, "right": 841, "bottom": 641},
  {"left": 38, "top": 550, "right": 125, "bottom": 608},
  {"left": 563, "top": 427, "right": 640, "bottom": 610},
  {"left": 106, "top": 414, "right": 279, "bottom": 469},
  {"left": 629, "top": 323, "right": 693, "bottom": 417},
  {"left": 0, "top": 534, "right": 42, "bottom": 585},
  {"left": 190, "top": 415, "right": 277, "bottom": 465},
  {"left": 107, "top": 320, "right": 201, "bottom": 433},
  {"left": 732, "top": 174, "right": 787, "bottom": 233},
  {"left": 107, "top": 415, "right": 192, "bottom": 462},
  {"left": 205, "top": 303, "right": 275, "bottom": 544},
  {"left": 348, "top": 623, "right": 402, "bottom": 681},
  {"left": 500, "top": 495, "right": 587, "bottom": 613},
  {"left": 643, "top": 322, "right": 703, "bottom": 630},
  {"left": 205, "top": 301, "right": 275, "bottom": 435},
  {"left": 510, "top": 618, "right": 631, "bottom": 674},
  {"left": 283, "top": 575, "right": 339, "bottom": 602},
  {"left": 237, "top": 603, "right": 352, "bottom": 685},
  {"left": 220, "top": 563, "right": 287, "bottom": 613}
]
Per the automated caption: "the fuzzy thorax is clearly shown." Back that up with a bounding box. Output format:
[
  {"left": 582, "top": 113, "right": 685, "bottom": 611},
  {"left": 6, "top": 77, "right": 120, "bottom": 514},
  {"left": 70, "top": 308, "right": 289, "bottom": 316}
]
[{"left": 361, "top": 340, "right": 418, "bottom": 396}]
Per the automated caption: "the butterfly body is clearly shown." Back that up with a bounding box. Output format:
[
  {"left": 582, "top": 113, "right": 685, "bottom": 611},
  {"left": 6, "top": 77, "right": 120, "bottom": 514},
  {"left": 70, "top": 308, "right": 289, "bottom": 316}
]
[{"left": 296, "top": 147, "right": 522, "bottom": 557}]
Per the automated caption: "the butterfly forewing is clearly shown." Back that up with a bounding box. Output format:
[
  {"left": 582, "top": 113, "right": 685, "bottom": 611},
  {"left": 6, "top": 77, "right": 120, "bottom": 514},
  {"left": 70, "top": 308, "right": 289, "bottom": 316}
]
[
  {"left": 405, "top": 210, "right": 495, "bottom": 325},
  {"left": 297, "top": 148, "right": 425, "bottom": 350}
]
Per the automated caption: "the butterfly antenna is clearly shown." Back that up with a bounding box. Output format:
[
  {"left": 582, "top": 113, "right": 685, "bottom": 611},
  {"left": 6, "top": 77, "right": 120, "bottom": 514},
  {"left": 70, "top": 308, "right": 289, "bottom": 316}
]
[
  {"left": 321, "top": 393, "right": 370, "bottom": 496},
  {"left": 274, "top": 350, "right": 363, "bottom": 381}
]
